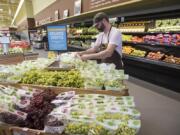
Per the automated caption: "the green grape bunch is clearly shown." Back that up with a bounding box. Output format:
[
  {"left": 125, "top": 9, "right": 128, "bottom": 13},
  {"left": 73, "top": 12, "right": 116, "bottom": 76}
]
[{"left": 20, "top": 69, "right": 84, "bottom": 88}]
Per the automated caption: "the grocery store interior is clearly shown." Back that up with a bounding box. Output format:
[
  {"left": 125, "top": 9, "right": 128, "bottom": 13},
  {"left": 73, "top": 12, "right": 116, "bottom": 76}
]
[{"left": 0, "top": 0, "right": 180, "bottom": 135}]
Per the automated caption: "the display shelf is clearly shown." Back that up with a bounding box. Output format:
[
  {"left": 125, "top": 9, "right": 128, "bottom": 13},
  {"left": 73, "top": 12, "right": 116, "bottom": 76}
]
[
  {"left": 123, "top": 41, "right": 180, "bottom": 49},
  {"left": 122, "top": 31, "right": 180, "bottom": 35},
  {"left": 123, "top": 54, "right": 180, "bottom": 70},
  {"left": 122, "top": 54, "right": 180, "bottom": 91}
]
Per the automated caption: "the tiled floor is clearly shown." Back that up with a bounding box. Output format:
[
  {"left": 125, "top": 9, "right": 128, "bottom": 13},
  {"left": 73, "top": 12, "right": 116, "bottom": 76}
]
[{"left": 34, "top": 48, "right": 180, "bottom": 135}]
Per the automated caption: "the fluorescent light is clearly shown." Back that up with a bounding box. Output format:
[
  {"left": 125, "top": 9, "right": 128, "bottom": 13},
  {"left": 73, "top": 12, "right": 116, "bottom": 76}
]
[
  {"left": 0, "top": 9, "right": 3, "bottom": 11},
  {"left": 11, "top": 0, "right": 25, "bottom": 25}
]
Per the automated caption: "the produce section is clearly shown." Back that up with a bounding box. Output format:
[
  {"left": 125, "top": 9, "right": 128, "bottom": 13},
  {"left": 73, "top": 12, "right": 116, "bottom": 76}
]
[
  {"left": 130, "top": 49, "right": 146, "bottom": 57},
  {"left": 122, "top": 34, "right": 180, "bottom": 46},
  {"left": 20, "top": 69, "right": 84, "bottom": 88},
  {"left": 65, "top": 14, "right": 180, "bottom": 91},
  {"left": 0, "top": 84, "right": 140, "bottom": 135},
  {"left": 163, "top": 55, "right": 180, "bottom": 64},
  {"left": 122, "top": 45, "right": 180, "bottom": 65},
  {"left": 68, "top": 27, "right": 98, "bottom": 49},
  {"left": 1, "top": 0, "right": 180, "bottom": 134},
  {"left": 148, "top": 18, "right": 180, "bottom": 32},
  {"left": 146, "top": 51, "right": 165, "bottom": 60},
  {"left": 0, "top": 53, "right": 132, "bottom": 134},
  {"left": 0, "top": 53, "right": 128, "bottom": 91}
]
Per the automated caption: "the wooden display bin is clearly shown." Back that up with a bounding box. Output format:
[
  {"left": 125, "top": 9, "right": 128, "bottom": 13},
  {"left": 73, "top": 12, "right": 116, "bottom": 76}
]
[
  {"left": 0, "top": 83, "right": 129, "bottom": 96},
  {"left": 0, "top": 52, "right": 39, "bottom": 65},
  {"left": 0, "top": 53, "right": 24, "bottom": 65},
  {"left": 0, "top": 83, "right": 129, "bottom": 135},
  {"left": 24, "top": 52, "right": 39, "bottom": 60}
]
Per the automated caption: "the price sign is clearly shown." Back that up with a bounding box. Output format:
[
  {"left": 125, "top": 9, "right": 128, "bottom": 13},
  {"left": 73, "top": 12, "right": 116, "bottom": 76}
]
[{"left": 47, "top": 25, "right": 67, "bottom": 51}]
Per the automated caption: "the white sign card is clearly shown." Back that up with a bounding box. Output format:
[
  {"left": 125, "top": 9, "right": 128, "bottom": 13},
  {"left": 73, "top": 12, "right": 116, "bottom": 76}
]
[
  {"left": 63, "top": 9, "right": 69, "bottom": 19},
  {"left": 54, "top": 10, "right": 59, "bottom": 21},
  {"left": 74, "top": 0, "right": 82, "bottom": 16}
]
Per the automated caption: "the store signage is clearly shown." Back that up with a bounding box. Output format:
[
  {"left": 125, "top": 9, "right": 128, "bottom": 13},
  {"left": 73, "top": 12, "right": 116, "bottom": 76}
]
[
  {"left": 47, "top": 25, "right": 67, "bottom": 51},
  {"left": 109, "top": 17, "right": 118, "bottom": 23},
  {"left": 0, "top": 36, "right": 10, "bottom": 44},
  {"left": 121, "top": 17, "right": 125, "bottom": 22},
  {"left": 63, "top": 9, "right": 69, "bottom": 19},
  {"left": 87, "top": 0, "right": 133, "bottom": 10},
  {"left": 54, "top": 10, "right": 59, "bottom": 21},
  {"left": 74, "top": 0, "right": 82, "bottom": 16},
  {"left": 37, "top": 17, "right": 53, "bottom": 26}
]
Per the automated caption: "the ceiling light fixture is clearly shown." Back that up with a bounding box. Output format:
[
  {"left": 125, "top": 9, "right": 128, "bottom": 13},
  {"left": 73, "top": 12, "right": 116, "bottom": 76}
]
[
  {"left": 0, "top": 9, "right": 3, "bottom": 11},
  {"left": 11, "top": 0, "right": 25, "bottom": 25}
]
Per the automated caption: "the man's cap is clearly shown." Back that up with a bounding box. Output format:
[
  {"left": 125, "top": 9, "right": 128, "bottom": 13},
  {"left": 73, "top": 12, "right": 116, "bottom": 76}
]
[{"left": 93, "top": 12, "right": 109, "bottom": 27}]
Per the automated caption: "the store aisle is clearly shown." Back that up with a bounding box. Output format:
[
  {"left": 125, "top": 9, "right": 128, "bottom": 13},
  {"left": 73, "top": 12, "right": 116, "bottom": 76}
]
[{"left": 126, "top": 77, "right": 180, "bottom": 135}]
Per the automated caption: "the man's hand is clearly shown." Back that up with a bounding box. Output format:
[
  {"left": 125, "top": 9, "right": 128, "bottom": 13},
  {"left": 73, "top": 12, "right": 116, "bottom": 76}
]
[
  {"left": 72, "top": 52, "right": 81, "bottom": 58},
  {"left": 80, "top": 55, "right": 89, "bottom": 61}
]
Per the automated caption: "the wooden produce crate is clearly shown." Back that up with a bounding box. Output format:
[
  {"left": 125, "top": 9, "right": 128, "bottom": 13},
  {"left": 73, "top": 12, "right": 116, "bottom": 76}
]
[
  {"left": 0, "top": 124, "right": 43, "bottom": 135},
  {"left": 0, "top": 83, "right": 129, "bottom": 135},
  {"left": 24, "top": 52, "right": 39, "bottom": 60},
  {"left": 0, "top": 83, "right": 129, "bottom": 96},
  {"left": 0, "top": 53, "right": 24, "bottom": 65},
  {"left": 45, "top": 61, "right": 74, "bottom": 71}
]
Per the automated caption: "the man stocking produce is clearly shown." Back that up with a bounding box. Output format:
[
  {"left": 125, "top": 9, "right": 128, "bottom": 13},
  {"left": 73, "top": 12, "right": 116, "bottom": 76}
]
[{"left": 75, "top": 12, "right": 123, "bottom": 69}]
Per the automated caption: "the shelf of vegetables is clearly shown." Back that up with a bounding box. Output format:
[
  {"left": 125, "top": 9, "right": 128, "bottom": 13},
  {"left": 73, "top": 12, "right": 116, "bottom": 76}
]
[
  {"left": 0, "top": 84, "right": 139, "bottom": 135},
  {"left": 123, "top": 41, "right": 180, "bottom": 49},
  {"left": 123, "top": 54, "right": 180, "bottom": 70},
  {"left": 119, "top": 17, "right": 180, "bottom": 91},
  {"left": 122, "top": 32, "right": 180, "bottom": 35},
  {"left": 122, "top": 54, "right": 180, "bottom": 92},
  {"left": 68, "top": 27, "right": 98, "bottom": 49}
]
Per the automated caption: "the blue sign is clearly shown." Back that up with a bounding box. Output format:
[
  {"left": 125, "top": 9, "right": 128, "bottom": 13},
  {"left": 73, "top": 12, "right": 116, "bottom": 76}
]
[{"left": 47, "top": 25, "right": 67, "bottom": 51}]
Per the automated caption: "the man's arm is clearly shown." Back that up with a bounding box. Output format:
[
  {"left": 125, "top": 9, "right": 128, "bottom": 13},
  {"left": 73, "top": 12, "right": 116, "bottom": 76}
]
[
  {"left": 77, "top": 46, "right": 98, "bottom": 56},
  {"left": 81, "top": 44, "right": 116, "bottom": 60}
]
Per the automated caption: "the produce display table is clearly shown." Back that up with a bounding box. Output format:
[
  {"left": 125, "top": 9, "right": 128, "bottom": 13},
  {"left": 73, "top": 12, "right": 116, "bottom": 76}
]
[
  {"left": 0, "top": 56, "right": 137, "bottom": 135},
  {"left": 0, "top": 83, "right": 129, "bottom": 135}
]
